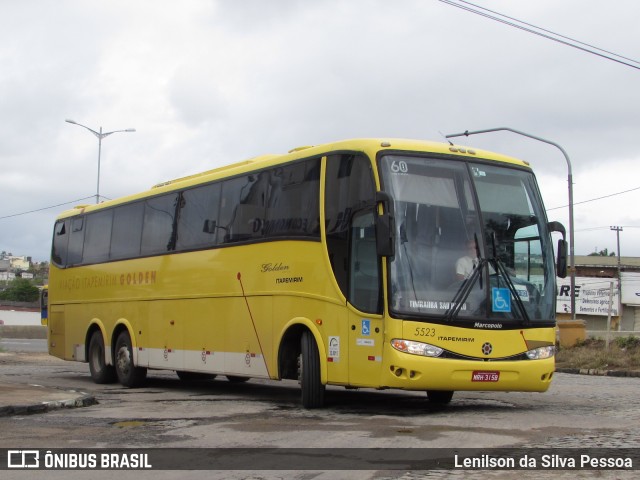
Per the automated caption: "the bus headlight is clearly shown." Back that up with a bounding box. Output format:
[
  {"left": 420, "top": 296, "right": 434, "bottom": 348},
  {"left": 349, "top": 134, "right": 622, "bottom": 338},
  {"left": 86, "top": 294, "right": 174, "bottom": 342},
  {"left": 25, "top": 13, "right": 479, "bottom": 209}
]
[
  {"left": 391, "top": 339, "right": 444, "bottom": 357},
  {"left": 525, "top": 346, "right": 556, "bottom": 360}
]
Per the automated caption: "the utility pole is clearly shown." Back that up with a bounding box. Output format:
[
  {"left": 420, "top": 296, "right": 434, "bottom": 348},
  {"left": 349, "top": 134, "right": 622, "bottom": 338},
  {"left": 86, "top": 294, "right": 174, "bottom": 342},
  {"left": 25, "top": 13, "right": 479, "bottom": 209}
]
[
  {"left": 610, "top": 226, "right": 623, "bottom": 269},
  {"left": 610, "top": 226, "right": 623, "bottom": 327}
]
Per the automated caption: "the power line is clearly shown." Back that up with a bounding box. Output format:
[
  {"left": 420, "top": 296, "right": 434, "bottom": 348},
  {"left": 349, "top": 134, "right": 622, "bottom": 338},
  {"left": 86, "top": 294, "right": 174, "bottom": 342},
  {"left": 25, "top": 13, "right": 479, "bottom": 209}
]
[
  {"left": 576, "top": 225, "right": 640, "bottom": 233},
  {"left": 0, "top": 196, "right": 95, "bottom": 220},
  {"left": 456, "top": 0, "right": 640, "bottom": 66},
  {"left": 547, "top": 185, "right": 640, "bottom": 211},
  {"left": 437, "top": 0, "right": 640, "bottom": 71}
]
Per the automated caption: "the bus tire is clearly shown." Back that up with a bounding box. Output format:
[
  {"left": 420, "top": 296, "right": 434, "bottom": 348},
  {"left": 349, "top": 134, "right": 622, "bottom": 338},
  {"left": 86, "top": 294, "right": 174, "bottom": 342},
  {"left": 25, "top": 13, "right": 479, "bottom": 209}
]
[
  {"left": 427, "top": 390, "right": 454, "bottom": 404},
  {"left": 300, "top": 330, "right": 325, "bottom": 408},
  {"left": 226, "top": 375, "right": 250, "bottom": 383},
  {"left": 114, "top": 331, "right": 147, "bottom": 388},
  {"left": 88, "top": 331, "right": 116, "bottom": 384}
]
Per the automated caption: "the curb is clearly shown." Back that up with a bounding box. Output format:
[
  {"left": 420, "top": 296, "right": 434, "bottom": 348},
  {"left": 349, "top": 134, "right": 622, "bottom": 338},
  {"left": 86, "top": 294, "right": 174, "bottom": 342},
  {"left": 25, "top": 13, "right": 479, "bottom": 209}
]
[
  {"left": 556, "top": 368, "right": 640, "bottom": 378},
  {"left": 0, "top": 388, "right": 97, "bottom": 418}
]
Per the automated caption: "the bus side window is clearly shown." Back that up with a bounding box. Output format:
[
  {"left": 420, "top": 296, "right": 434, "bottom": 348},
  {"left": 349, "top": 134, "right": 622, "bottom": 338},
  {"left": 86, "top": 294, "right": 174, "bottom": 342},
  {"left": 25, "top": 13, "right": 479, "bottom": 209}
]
[
  {"left": 217, "top": 159, "right": 321, "bottom": 245},
  {"left": 141, "top": 193, "right": 179, "bottom": 255},
  {"left": 83, "top": 209, "right": 113, "bottom": 264},
  {"left": 52, "top": 220, "right": 69, "bottom": 267},
  {"left": 219, "top": 175, "right": 261, "bottom": 243},
  {"left": 177, "top": 182, "right": 222, "bottom": 250},
  {"left": 111, "top": 202, "right": 144, "bottom": 260},
  {"left": 67, "top": 217, "right": 85, "bottom": 266},
  {"left": 265, "top": 158, "right": 321, "bottom": 238}
]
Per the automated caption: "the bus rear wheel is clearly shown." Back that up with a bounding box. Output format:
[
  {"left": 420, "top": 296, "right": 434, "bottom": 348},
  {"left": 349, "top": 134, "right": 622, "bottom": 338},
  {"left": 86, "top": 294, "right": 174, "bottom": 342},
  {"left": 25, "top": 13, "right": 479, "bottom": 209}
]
[
  {"left": 114, "top": 331, "right": 147, "bottom": 388},
  {"left": 299, "top": 331, "right": 325, "bottom": 408},
  {"left": 88, "top": 331, "right": 116, "bottom": 384},
  {"left": 427, "top": 390, "right": 454, "bottom": 404}
]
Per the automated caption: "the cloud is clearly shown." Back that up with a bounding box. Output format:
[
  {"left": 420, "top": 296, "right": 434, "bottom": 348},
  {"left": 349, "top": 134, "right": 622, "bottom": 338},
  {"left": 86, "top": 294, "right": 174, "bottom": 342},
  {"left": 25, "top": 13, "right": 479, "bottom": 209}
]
[{"left": 1, "top": 0, "right": 640, "bottom": 261}]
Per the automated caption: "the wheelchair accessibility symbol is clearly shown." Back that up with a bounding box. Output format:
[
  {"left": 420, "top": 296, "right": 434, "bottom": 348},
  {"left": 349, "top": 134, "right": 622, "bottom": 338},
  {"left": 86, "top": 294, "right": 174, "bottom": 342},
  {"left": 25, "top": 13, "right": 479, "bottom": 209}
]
[
  {"left": 492, "top": 288, "right": 511, "bottom": 313},
  {"left": 361, "top": 319, "right": 371, "bottom": 336}
]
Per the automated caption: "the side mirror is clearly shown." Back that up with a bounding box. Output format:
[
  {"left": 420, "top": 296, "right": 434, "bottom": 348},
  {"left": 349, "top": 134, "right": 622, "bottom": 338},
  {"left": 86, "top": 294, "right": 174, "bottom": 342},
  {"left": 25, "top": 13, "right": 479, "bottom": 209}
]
[
  {"left": 548, "top": 221, "right": 568, "bottom": 278},
  {"left": 556, "top": 239, "right": 568, "bottom": 278},
  {"left": 547, "top": 221, "right": 566, "bottom": 238},
  {"left": 375, "top": 191, "right": 395, "bottom": 257},
  {"left": 376, "top": 213, "right": 394, "bottom": 257}
]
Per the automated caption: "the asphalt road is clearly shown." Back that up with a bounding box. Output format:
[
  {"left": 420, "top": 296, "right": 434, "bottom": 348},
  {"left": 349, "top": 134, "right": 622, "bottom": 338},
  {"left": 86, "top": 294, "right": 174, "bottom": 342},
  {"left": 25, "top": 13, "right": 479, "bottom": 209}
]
[
  {"left": 1, "top": 351, "right": 639, "bottom": 479},
  {"left": 0, "top": 338, "right": 47, "bottom": 353}
]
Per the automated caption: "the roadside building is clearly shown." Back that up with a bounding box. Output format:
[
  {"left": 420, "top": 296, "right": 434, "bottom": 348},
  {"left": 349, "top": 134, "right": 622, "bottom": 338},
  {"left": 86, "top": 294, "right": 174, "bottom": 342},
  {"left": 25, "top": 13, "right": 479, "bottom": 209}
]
[
  {"left": 8, "top": 255, "right": 31, "bottom": 271},
  {"left": 557, "top": 256, "right": 640, "bottom": 337},
  {"left": 0, "top": 271, "right": 16, "bottom": 282},
  {"left": 0, "top": 254, "right": 31, "bottom": 272}
]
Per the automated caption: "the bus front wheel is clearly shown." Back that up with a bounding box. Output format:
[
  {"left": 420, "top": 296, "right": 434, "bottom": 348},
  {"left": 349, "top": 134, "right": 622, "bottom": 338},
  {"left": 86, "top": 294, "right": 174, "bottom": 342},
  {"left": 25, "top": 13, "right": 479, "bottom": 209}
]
[
  {"left": 114, "top": 331, "right": 147, "bottom": 388},
  {"left": 299, "top": 331, "right": 325, "bottom": 408},
  {"left": 88, "top": 331, "right": 116, "bottom": 384}
]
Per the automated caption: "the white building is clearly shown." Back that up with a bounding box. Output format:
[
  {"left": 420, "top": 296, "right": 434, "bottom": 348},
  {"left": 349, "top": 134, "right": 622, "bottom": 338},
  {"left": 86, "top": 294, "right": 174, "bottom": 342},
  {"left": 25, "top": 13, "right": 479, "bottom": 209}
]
[
  {"left": 0, "top": 254, "right": 31, "bottom": 272},
  {"left": 0, "top": 271, "right": 16, "bottom": 281},
  {"left": 8, "top": 255, "right": 31, "bottom": 271},
  {"left": 557, "top": 255, "right": 640, "bottom": 335}
]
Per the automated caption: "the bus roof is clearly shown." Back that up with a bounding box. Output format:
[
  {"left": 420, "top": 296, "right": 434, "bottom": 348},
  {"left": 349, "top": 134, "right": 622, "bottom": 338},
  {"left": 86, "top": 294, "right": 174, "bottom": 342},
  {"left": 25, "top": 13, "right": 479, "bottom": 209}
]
[{"left": 56, "top": 138, "right": 529, "bottom": 219}]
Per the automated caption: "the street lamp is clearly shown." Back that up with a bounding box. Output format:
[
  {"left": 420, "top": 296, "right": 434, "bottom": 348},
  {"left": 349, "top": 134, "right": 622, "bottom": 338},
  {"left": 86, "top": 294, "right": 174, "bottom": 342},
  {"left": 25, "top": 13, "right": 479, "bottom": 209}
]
[
  {"left": 65, "top": 119, "right": 136, "bottom": 204},
  {"left": 446, "top": 127, "right": 576, "bottom": 320}
]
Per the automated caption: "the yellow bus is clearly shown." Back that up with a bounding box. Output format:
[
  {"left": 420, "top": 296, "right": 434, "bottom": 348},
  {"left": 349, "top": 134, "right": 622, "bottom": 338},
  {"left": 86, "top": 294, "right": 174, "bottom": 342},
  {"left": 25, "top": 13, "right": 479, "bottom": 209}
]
[
  {"left": 40, "top": 285, "right": 48, "bottom": 326},
  {"left": 47, "top": 138, "right": 567, "bottom": 408}
]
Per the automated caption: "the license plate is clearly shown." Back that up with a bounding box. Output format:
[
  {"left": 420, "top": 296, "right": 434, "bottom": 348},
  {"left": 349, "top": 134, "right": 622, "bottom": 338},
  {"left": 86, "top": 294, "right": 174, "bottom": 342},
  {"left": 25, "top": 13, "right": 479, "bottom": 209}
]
[{"left": 472, "top": 370, "right": 500, "bottom": 382}]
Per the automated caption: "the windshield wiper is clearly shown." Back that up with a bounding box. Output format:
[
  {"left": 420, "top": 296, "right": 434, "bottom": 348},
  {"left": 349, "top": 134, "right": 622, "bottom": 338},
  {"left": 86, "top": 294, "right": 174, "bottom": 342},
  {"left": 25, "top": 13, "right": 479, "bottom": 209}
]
[
  {"left": 445, "top": 234, "right": 532, "bottom": 325},
  {"left": 444, "top": 260, "right": 485, "bottom": 322},
  {"left": 489, "top": 234, "right": 531, "bottom": 326}
]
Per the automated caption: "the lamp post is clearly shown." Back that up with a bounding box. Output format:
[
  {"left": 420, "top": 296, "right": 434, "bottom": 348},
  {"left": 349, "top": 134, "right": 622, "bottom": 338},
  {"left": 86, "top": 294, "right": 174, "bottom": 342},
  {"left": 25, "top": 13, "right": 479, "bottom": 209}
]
[
  {"left": 65, "top": 119, "right": 136, "bottom": 204},
  {"left": 446, "top": 127, "right": 576, "bottom": 320}
]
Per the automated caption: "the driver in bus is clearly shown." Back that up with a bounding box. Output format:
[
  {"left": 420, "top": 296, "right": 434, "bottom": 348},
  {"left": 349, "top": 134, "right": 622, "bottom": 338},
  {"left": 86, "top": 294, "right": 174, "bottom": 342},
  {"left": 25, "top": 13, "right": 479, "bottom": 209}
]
[{"left": 455, "top": 240, "right": 478, "bottom": 280}]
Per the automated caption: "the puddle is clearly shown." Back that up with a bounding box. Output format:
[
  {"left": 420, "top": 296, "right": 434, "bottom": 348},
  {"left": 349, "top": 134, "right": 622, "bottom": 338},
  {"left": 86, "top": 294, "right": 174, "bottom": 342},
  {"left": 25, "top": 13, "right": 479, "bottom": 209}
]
[{"left": 112, "top": 420, "right": 149, "bottom": 428}]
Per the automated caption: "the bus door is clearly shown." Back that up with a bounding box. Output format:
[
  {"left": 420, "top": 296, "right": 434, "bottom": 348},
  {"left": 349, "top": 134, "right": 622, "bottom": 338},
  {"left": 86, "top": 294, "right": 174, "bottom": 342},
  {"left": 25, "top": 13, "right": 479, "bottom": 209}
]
[{"left": 347, "top": 210, "right": 384, "bottom": 386}]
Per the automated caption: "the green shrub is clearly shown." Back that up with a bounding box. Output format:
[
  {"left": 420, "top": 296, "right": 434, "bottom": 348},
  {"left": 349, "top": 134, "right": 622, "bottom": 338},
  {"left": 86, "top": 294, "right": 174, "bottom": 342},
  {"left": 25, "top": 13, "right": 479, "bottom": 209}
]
[
  {"left": 615, "top": 335, "right": 640, "bottom": 349},
  {"left": 0, "top": 278, "right": 40, "bottom": 302}
]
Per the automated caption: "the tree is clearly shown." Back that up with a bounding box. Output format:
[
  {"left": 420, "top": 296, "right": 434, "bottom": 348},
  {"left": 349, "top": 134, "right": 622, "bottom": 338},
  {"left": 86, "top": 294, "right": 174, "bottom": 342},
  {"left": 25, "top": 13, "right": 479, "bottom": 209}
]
[
  {"left": 588, "top": 248, "right": 615, "bottom": 257},
  {"left": 0, "top": 278, "right": 40, "bottom": 302}
]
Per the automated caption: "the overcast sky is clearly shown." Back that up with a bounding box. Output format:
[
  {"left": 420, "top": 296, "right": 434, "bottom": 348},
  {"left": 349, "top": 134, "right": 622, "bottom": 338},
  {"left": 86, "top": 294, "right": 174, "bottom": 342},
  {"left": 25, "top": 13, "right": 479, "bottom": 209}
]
[{"left": 1, "top": 0, "right": 639, "bottom": 263}]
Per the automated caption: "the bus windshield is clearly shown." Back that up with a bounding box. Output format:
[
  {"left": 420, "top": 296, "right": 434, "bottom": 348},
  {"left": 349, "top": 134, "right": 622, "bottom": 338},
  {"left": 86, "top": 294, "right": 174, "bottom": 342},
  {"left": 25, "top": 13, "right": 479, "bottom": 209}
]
[{"left": 380, "top": 155, "right": 556, "bottom": 324}]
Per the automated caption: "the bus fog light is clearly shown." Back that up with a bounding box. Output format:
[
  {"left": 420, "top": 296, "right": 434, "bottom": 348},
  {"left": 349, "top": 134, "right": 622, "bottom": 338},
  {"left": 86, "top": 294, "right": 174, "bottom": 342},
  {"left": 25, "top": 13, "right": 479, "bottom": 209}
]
[
  {"left": 526, "top": 346, "right": 555, "bottom": 360},
  {"left": 391, "top": 339, "right": 443, "bottom": 357}
]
